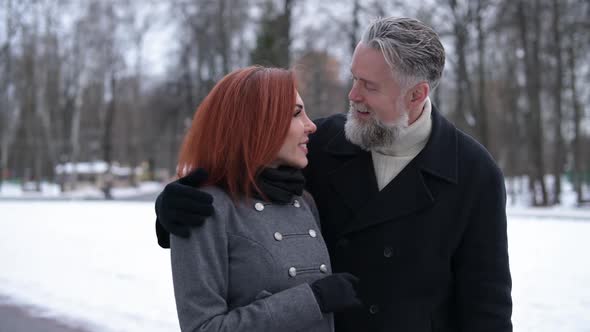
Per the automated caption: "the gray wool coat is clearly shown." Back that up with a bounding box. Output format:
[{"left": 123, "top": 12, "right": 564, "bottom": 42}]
[{"left": 170, "top": 186, "right": 334, "bottom": 332}]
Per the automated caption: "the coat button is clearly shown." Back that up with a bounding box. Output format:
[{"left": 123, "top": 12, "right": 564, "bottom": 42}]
[
  {"left": 254, "top": 202, "right": 264, "bottom": 211},
  {"left": 274, "top": 232, "right": 283, "bottom": 241},
  {"left": 319, "top": 264, "right": 328, "bottom": 273},
  {"left": 288, "top": 267, "right": 297, "bottom": 277},
  {"left": 308, "top": 229, "right": 317, "bottom": 238},
  {"left": 369, "top": 304, "right": 380, "bottom": 314},
  {"left": 293, "top": 199, "right": 300, "bottom": 208},
  {"left": 383, "top": 246, "right": 394, "bottom": 258}
]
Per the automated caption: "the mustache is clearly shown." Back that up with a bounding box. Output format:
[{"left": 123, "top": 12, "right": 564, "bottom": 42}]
[
  {"left": 348, "top": 102, "right": 375, "bottom": 120},
  {"left": 349, "top": 101, "right": 369, "bottom": 113}
]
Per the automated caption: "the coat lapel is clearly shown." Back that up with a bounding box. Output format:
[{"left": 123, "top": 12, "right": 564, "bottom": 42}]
[
  {"left": 328, "top": 150, "right": 378, "bottom": 214},
  {"left": 341, "top": 161, "right": 435, "bottom": 235}
]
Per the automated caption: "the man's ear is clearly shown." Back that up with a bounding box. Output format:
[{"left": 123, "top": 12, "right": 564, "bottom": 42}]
[
  {"left": 408, "top": 82, "right": 429, "bottom": 106},
  {"left": 404, "top": 82, "right": 430, "bottom": 124}
]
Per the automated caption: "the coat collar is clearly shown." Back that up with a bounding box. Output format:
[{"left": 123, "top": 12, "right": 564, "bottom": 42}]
[
  {"left": 324, "top": 104, "right": 458, "bottom": 183},
  {"left": 413, "top": 104, "right": 458, "bottom": 184},
  {"left": 323, "top": 105, "right": 458, "bottom": 236}
]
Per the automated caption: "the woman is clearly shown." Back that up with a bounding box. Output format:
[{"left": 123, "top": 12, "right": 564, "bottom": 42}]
[{"left": 170, "top": 66, "right": 361, "bottom": 332}]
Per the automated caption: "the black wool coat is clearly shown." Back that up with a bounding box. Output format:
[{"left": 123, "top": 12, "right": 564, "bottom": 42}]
[{"left": 303, "top": 105, "right": 512, "bottom": 332}]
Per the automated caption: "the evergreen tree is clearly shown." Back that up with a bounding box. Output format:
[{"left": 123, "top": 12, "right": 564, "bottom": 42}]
[{"left": 250, "top": 0, "right": 292, "bottom": 68}]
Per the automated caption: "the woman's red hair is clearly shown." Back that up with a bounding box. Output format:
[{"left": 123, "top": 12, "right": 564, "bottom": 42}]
[{"left": 177, "top": 66, "right": 296, "bottom": 199}]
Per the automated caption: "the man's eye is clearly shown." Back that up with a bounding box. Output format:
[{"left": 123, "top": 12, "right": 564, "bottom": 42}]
[{"left": 365, "top": 83, "right": 377, "bottom": 91}]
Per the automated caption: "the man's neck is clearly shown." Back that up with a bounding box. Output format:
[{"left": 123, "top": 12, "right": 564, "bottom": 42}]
[{"left": 373, "top": 97, "right": 432, "bottom": 157}]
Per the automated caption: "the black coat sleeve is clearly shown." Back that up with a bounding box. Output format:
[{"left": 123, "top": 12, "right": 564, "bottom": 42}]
[{"left": 452, "top": 166, "right": 513, "bottom": 332}]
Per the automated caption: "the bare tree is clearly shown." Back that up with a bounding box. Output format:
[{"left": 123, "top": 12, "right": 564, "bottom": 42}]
[
  {"left": 36, "top": 1, "right": 63, "bottom": 183},
  {"left": 550, "top": 0, "right": 565, "bottom": 204},
  {"left": 516, "top": 0, "right": 548, "bottom": 206},
  {"left": 0, "top": 0, "right": 587, "bottom": 205},
  {"left": 16, "top": 0, "right": 46, "bottom": 190},
  {"left": 121, "top": 0, "right": 154, "bottom": 186},
  {"left": 499, "top": 44, "right": 526, "bottom": 204},
  {"left": 566, "top": 21, "right": 587, "bottom": 204},
  {"left": 295, "top": 50, "right": 347, "bottom": 119},
  {"left": 100, "top": 1, "right": 126, "bottom": 199},
  {"left": 350, "top": 0, "right": 361, "bottom": 57},
  {"left": 475, "top": 0, "right": 490, "bottom": 149},
  {"left": 565, "top": 0, "right": 590, "bottom": 204},
  {"left": 60, "top": 15, "right": 88, "bottom": 191},
  {"left": 447, "top": 0, "right": 477, "bottom": 135},
  {"left": 0, "top": 0, "right": 21, "bottom": 187}
]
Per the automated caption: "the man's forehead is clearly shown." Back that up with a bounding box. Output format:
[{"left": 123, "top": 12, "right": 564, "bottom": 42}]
[
  {"left": 351, "top": 44, "right": 391, "bottom": 79},
  {"left": 350, "top": 61, "right": 392, "bottom": 86},
  {"left": 349, "top": 67, "right": 378, "bottom": 84}
]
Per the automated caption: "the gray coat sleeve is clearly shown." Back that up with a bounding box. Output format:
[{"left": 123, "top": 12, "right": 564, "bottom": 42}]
[{"left": 170, "top": 199, "right": 324, "bottom": 332}]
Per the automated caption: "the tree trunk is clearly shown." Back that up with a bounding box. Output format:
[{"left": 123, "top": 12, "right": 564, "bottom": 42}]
[
  {"left": 66, "top": 22, "right": 85, "bottom": 192},
  {"left": 551, "top": 0, "right": 564, "bottom": 204},
  {"left": 69, "top": 91, "right": 82, "bottom": 191},
  {"left": 516, "top": 0, "right": 548, "bottom": 206},
  {"left": 181, "top": 44, "right": 195, "bottom": 116},
  {"left": 0, "top": 0, "right": 14, "bottom": 187},
  {"left": 21, "top": 20, "right": 41, "bottom": 191},
  {"left": 217, "top": 0, "right": 230, "bottom": 75},
  {"left": 501, "top": 48, "right": 521, "bottom": 205},
  {"left": 450, "top": 1, "right": 476, "bottom": 132},
  {"left": 476, "top": 0, "right": 490, "bottom": 149},
  {"left": 350, "top": 0, "right": 360, "bottom": 56},
  {"left": 346, "top": 0, "right": 361, "bottom": 99},
  {"left": 129, "top": 20, "right": 149, "bottom": 187},
  {"left": 279, "top": 0, "right": 293, "bottom": 68},
  {"left": 102, "top": 72, "right": 116, "bottom": 200},
  {"left": 568, "top": 39, "right": 583, "bottom": 204}
]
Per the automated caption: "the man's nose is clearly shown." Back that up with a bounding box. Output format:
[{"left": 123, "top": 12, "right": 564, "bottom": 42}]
[{"left": 348, "top": 81, "right": 363, "bottom": 102}]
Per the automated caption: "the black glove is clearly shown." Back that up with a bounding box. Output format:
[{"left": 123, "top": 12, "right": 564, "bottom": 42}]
[
  {"left": 155, "top": 168, "right": 214, "bottom": 248},
  {"left": 311, "top": 273, "right": 363, "bottom": 313}
]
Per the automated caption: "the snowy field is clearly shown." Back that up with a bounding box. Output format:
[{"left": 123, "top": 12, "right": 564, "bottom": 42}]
[{"left": 1, "top": 200, "right": 589, "bottom": 332}]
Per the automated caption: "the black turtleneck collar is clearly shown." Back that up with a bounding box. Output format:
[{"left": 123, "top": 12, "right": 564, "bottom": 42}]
[{"left": 254, "top": 166, "right": 305, "bottom": 203}]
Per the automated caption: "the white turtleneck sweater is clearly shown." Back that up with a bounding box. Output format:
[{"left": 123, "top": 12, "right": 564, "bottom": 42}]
[{"left": 371, "top": 97, "right": 433, "bottom": 191}]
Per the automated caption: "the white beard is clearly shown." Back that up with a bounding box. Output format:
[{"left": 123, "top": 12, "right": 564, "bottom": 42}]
[{"left": 344, "top": 101, "right": 409, "bottom": 151}]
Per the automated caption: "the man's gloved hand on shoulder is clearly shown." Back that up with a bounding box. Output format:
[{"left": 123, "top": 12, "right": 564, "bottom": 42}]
[{"left": 155, "top": 168, "right": 214, "bottom": 248}]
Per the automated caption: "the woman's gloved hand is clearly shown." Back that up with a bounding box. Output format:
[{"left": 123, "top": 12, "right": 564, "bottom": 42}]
[{"left": 311, "top": 272, "right": 363, "bottom": 313}]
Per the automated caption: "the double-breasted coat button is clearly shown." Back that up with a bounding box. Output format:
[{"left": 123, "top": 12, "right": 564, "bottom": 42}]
[
  {"left": 293, "top": 199, "right": 301, "bottom": 208},
  {"left": 254, "top": 202, "right": 264, "bottom": 211},
  {"left": 319, "top": 264, "right": 328, "bottom": 273},
  {"left": 274, "top": 232, "right": 283, "bottom": 241},
  {"left": 308, "top": 229, "right": 317, "bottom": 238},
  {"left": 288, "top": 267, "right": 297, "bottom": 277},
  {"left": 383, "top": 246, "right": 394, "bottom": 258},
  {"left": 369, "top": 304, "right": 380, "bottom": 314}
]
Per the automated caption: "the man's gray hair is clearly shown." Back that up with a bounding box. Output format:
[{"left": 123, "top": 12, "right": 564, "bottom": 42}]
[{"left": 361, "top": 17, "right": 445, "bottom": 90}]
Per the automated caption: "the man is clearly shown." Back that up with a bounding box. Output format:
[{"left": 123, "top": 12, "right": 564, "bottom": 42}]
[{"left": 156, "top": 17, "right": 512, "bottom": 331}]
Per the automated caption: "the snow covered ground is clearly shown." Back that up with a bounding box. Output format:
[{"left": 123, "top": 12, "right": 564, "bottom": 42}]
[
  {"left": 0, "top": 200, "right": 589, "bottom": 332},
  {"left": 0, "top": 181, "right": 163, "bottom": 200},
  {"left": 0, "top": 201, "right": 177, "bottom": 332}
]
